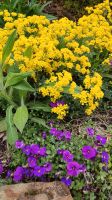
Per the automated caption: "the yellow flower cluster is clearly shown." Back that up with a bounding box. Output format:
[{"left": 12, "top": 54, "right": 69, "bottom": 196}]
[
  {"left": 0, "top": 0, "right": 111, "bottom": 119},
  {"left": 51, "top": 104, "right": 69, "bottom": 120}
]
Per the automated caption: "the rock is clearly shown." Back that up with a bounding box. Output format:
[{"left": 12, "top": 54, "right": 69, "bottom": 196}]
[{"left": 0, "top": 181, "right": 73, "bottom": 200}]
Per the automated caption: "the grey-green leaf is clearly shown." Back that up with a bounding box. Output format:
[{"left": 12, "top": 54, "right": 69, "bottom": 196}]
[
  {"left": 0, "top": 119, "right": 7, "bottom": 132},
  {"left": 23, "top": 46, "right": 32, "bottom": 59},
  {"left": 13, "top": 105, "right": 28, "bottom": 133},
  {"left": 13, "top": 80, "right": 35, "bottom": 92},
  {"left": 32, "top": 117, "right": 49, "bottom": 129},
  {"left": 5, "top": 72, "right": 31, "bottom": 88},
  {"left": 6, "top": 105, "right": 18, "bottom": 145},
  {"left": 2, "top": 30, "right": 17, "bottom": 65},
  {"left": 29, "top": 102, "right": 51, "bottom": 112}
]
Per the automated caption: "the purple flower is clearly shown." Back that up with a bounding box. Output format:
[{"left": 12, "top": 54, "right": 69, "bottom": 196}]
[
  {"left": 33, "top": 166, "right": 45, "bottom": 177},
  {"left": 38, "top": 147, "right": 47, "bottom": 156},
  {"left": 27, "top": 156, "right": 37, "bottom": 168},
  {"left": 15, "top": 140, "right": 25, "bottom": 149},
  {"left": 64, "top": 131, "right": 71, "bottom": 140},
  {"left": 79, "top": 164, "right": 86, "bottom": 173},
  {"left": 22, "top": 145, "right": 31, "bottom": 156},
  {"left": 56, "top": 130, "right": 64, "bottom": 140},
  {"left": 102, "top": 151, "right": 109, "bottom": 164},
  {"left": 44, "top": 162, "right": 52, "bottom": 173},
  {"left": 23, "top": 168, "right": 34, "bottom": 178},
  {"left": 86, "top": 128, "right": 94, "bottom": 137},
  {"left": 82, "top": 146, "right": 97, "bottom": 160},
  {"left": 50, "top": 127, "right": 57, "bottom": 136},
  {"left": 67, "top": 161, "right": 81, "bottom": 176},
  {"left": 30, "top": 144, "right": 40, "bottom": 155},
  {"left": 50, "top": 101, "right": 65, "bottom": 108},
  {"left": 62, "top": 150, "right": 74, "bottom": 162},
  {"left": 6, "top": 170, "right": 12, "bottom": 178},
  {"left": 61, "top": 177, "right": 72, "bottom": 186},
  {"left": 0, "top": 163, "right": 3, "bottom": 175},
  {"left": 42, "top": 132, "right": 46, "bottom": 139},
  {"left": 96, "top": 135, "right": 107, "bottom": 146},
  {"left": 13, "top": 166, "right": 24, "bottom": 182},
  {"left": 110, "top": 60, "right": 112, "bottom": 65},
  {"left": 57, "top": 149, "right": 64, "bottom": 155}
]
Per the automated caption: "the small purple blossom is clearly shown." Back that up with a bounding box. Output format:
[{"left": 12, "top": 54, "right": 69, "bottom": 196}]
[
  {"left": 96, "top": 135, "right": 107, "bottom": 146},
  {"left": 62, "top": 150, "right": 74, "bottom": 162},
  {"left": 0, "top": 163, "right": 3, "bottom": 175},
  {"left": 79, "top": 164, "right": 86, "bottom": 173},
  {"left": 22, "top": 145, "right": 31, "bottom": 156},
  {"left": 57, "top": 149, "right": 64, "bottom": 155},
  {"left": 50, "top": 101, "right": 65, "bottom": 108},
  {"left": 86, "top": 128, "right": 94, "bottom": 137},
  {"left": 61, "top": 177, "right": 72, "bottom": 186},
  {"left": 64, "top": 131, "right": 71, "bottom": 140},
  {"left": 44, "top": 162, "right": 52, "bottom": 173},
  {"left": 15, "top": 140, "right": 25, "bottom": 149},
  {"left": 102, "top": 151, "right": 109, "bottom": 164},
  {"left": 33, "top": 166, "right": 45, "bottom": 177},
  {"left": 30, "top": 144, "right": 40, "bottom": 155},
  {"left": 13, "top": 166, "right": 24, "bottom": 182},
  {"left": 67, "top": 161, "right": 81, "bottom": 176},
  {"left": 50, "top": 128, "right": 57, "bottom": 136},
  {"left": 38, "top": 147, "right": 47, "bottom": 156},
  {"left": 27, "top": 156, "right": 37, "bottom": 168},
  {"left": 23, "top": 168, "right": 34, "bottom": 178},
  {"left": 6, "top": 170, "right": 12, "bottom": 178},
  {"left": 82, "top": 146, "right": 97, "bottom": 160},
  {"left": 42, "top": 132, "right": 46, "bottom": 139}
]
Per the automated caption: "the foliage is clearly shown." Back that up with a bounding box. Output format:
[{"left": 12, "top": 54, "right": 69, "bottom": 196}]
[
  {"left": 0, "top": 30, "right": 51, "bottom": 145},
  {"left": 0, "top": 0, "right": 56, "bottom": 21},
  {"left": 1, "top": 121, "right": 112, "bottom": 199}
]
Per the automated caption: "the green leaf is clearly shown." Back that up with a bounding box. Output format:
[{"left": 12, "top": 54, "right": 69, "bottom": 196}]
[
  {"left": 29, "top": 102, "right": 51, "bottom": 112},
  {"left": 102, "top": 74, "right": 112, "bottom": 79},
  {"left": 23, "top": 46, "right": 32, "bottom": 59},
  {"left": 5, "top": 72, "right": 31, "bottom": 88},
  {"left": 13, "top": 105, "right": 28, "bottom": 133},
  {"left": 13, "top": 80, "right": 35, "bottom": 92},
  {"left": 2, "top": 30, "right": 16, "bottom": 65},
  {"left": 32, "top": 117, "right": 49, "bottom": 129},
  {"left": 6, "top": 105, "right": 18, "bottom": 145},
  {"left": 43, "top": 13, "right": 57, "bottom": 20},
  {"left": 0, "top": 119, "right": 7, "bottom": 132}
]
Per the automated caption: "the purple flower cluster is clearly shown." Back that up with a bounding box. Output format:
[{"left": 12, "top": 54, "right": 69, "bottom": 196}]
[
  {"left": 85, "top": 129, "right": 109, "bottom": 166},
  {"left": 13, "top": 141, "right": 52, "bottom": 182},
  {"left": 58, "top": 149, "right": 86, "bottom": 180},
  {"left": 50, "top": 127, "right": 71, "bottom": 141}
]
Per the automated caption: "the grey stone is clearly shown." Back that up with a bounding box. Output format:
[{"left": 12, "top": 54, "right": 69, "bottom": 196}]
[{"left": 0, "top": 182, "right": 73, "bottom": 200}]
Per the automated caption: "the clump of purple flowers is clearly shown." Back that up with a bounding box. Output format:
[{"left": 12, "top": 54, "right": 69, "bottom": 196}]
[{"left": 50, "top": 127, "right": 71, "bottom": 141}]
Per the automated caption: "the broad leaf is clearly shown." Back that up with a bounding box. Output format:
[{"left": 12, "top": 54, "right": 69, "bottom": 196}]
[
  {"left": 23, "top": 46, "right": 32, "bottom": 59},
  {"left": 13, "top": 80, "right": 35, "bottom": 92},
  {"left": 5, "top": 72, "right": 31, "bottom": 88},
  {"left": 13, "top": 105, "right": 28, "bottom": 133},
  {"left": 32, "top": 117, "right": 49, "bottom": 129},
  {"left": 6, "top": 105, "right": 18, "bottom": 145},
  {"left": 2, "top": 30, "right": 16, "bottom": 64},
  {"left": 0, "top": 119, "right": 7, "bottom": 132},
  {"left": 29, "top": 102, "right": 51, "bottom": 112}
]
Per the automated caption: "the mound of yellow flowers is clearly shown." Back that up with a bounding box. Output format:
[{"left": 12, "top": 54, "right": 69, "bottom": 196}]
[{"left": 0, "top": 0, "right": 111, "bottom": 119}]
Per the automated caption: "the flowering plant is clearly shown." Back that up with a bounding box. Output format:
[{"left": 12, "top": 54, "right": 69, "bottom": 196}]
[{"left": 1, "top": 124, "right": 112, "bottom": 199}]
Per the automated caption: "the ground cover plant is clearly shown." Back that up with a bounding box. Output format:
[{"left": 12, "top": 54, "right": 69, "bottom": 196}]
[{"left": 0, "top": 0, "right": 112, "bottom": 199}]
